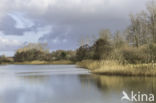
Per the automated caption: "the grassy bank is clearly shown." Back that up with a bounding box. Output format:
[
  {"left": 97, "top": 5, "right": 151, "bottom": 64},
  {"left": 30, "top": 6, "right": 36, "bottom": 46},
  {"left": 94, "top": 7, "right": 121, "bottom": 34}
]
[
  {"left": 77, "top": 60, "right": 156, "bottom": 76},
  {"left": 0, "top": 60, "right": 74, "bottom": 65}
]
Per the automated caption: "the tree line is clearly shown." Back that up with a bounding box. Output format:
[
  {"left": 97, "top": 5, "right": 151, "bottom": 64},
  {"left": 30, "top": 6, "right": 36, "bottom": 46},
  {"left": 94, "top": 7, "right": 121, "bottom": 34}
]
[
  {"left": 76, "top": 0, "right": 156, "bottom": 64},
  {"left": 0, "top": 0, "right": 156, "bottom": 64}
]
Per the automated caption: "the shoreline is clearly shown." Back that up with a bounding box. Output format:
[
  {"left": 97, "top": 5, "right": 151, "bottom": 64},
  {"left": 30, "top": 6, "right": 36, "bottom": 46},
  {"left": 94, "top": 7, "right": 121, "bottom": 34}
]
[
  {"left": 1, "top": 60, "right": 156, "bottom": 76},
  {"left": 77, "top": 60, "right": 156, "bottom": 76},
  {"left": 0, "top": 60, "right": 74, "bottom": 65}
]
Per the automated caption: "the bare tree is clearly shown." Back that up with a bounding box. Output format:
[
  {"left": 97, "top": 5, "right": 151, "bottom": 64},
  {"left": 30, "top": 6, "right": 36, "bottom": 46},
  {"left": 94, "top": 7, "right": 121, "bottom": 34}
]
[
  {"left": 126, "top": 11, "right": 149, "bottom": 47},
  {"left": 113, "top": 31, "right": 125, "bottom": 48},
  {"left": 99, "top": 29, "right": 112, "bottom": 41},
  {"left": 147, "top": 0, "right": 156, "bottom": 43}
]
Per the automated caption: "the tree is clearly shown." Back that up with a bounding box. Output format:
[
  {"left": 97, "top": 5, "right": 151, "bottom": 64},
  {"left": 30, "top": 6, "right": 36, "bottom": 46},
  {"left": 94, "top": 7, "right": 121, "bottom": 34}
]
[
  {"left": 14, "top": 43, "right": 50, "bottom": 62},
  {"left": 147, "top": 0, "right": 156, "bottom": 43},
  {"left": 0, "top": 55, "right": 13, "bottom": 63},
  {"left": 126, "top": 12, "right": 149, "bottom": 47},
  {"left": 93, "top": 38, "right": 112, "bottom": 60},
  {"left": 51, "top": 50, "right": 76, "bottom": 61},
  {"left": 76, "top": 44, "right": 92, "bottom": 61},
  {"left": 113, "top": 31, "right": 125, "bottom": 48},
  {"left": 126, "top": 0, "right": 156, "bottom": 46},
  {"left": 99, "top": 29, "right": 112, "bottom": 40}
]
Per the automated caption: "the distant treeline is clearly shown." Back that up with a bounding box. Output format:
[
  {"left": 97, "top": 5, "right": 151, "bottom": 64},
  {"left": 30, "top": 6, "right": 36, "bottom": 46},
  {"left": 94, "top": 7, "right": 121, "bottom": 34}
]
[
  {"left": 13, "top": 43, "right": 76, "bottom": 62},
  {"left": 0, "top": 0, "right": 156, "bottom": 64}
]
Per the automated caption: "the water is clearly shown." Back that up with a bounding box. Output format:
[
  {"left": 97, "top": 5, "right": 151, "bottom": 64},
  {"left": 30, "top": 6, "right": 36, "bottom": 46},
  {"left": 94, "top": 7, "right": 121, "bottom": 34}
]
[{"left": 0, "top": 65, "right": 156, "bottom": 103}]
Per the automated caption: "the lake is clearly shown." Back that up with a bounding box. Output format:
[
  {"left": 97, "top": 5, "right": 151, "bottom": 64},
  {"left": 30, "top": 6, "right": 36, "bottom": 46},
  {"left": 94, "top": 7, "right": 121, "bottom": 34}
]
[{"left": 0, "top": 65, "right": 155, "bottom": 103}]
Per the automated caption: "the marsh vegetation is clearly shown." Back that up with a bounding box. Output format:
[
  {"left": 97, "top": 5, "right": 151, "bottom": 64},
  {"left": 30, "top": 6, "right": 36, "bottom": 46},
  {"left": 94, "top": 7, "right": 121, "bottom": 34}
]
[
  {"left": 0, "top": 0, "right": 156, "bottom": 76},
  {"left": 77, "top": 1, "right": 156, "bottom": 76}
]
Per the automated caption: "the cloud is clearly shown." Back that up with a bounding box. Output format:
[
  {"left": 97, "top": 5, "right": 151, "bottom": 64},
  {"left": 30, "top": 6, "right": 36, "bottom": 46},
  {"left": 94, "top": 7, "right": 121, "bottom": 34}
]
[
  {"left": 0, "top": 0, "right": 151, "bottom": 55},
  {"left": 8, "top": 12, "right": 34, "bottom": 29},
  {"left": 0, "top": 24, "right": 51, "bottom": 56},
  {"left": 0, "top": 0, "right": 10, "bottom": 20},
  {"left": 24, "top": 25, "right": 52, "bottom": 42},
  {"left": 0, "top": 13, "right": 35, "bottom": 35},
  {"left": 0, "top": 36, "right": 21, "bottom": 51}
]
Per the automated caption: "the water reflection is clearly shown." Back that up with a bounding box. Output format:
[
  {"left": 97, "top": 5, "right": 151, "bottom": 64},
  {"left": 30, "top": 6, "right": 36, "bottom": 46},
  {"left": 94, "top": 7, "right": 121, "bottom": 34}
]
[
  {"left": 94, "top": 76, "right": 156, "bottom": 92},
  {"left": 0, "top": 65, "right": 155, "bottom": 103},
  {"left": 93, "top": 76, "right": 156, "bottom": 103}
]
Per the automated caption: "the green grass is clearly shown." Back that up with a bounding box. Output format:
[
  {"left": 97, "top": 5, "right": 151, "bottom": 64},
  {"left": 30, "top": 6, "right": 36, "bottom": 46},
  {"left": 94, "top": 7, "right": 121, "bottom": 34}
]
[{"left": 77, "top": 60, "right": 156, "bottom": 76}]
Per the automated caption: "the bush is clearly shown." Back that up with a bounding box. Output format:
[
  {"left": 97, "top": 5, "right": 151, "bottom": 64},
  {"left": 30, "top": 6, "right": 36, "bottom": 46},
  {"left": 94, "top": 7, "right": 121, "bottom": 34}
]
[
  {"left": 0, "top": 55, "right": 13, "bottom": 63},
  {"left": 76, "top": 44, "right": 94, "bottom": 61},
  {"left": 109, "top": 49, "right": 126, "bottom": 64},
  {"left": 122, "top": 47, "right": 146, "bottom": 64},
  {"left": 93, "top": 39, "right": 113, "bottom": 60},
  {"left": 51, "top": 50, "right": 76, "bottom": 61},
  {"left": 14, "top": 49, "right": 50, "bottom": 62},
  {"left": 142, "top": 43, "right": 156, "bottom": 63}
]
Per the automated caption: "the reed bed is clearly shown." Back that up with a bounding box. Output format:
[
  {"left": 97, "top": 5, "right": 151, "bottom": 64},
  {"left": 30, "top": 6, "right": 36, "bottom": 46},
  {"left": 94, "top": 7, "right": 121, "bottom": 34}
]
[{"left": 77, "top": 60, "right": 156, "bottom": 76}]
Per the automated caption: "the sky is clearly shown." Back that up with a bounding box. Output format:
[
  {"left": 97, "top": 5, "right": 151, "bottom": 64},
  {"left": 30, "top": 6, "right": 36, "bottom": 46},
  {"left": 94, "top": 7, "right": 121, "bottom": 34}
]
[{"left": 0, "top": 0, "right": 150, "bottom": 56}]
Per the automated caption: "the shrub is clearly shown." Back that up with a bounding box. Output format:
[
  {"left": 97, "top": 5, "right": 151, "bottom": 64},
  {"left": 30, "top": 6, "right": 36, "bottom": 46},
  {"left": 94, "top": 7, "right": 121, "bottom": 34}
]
[
  {"left": 142, "top": 43, "right": 156, "bottom": 63},
  {"left": 93, "top": 39, "right": 113, "bottom": 60},
  {"left": 0, "top": 55, "right": 13, "bottom": 63},
  {"left": 51, "top": 50, "right": 76, "bottom": 61},
  {"left": 76, "top": 44, "right": 93, "bottom": 61},
  {"left": 122, "top": 47, "right": 146, "bottom": 64},
  {"left": 14, "top": 49, "right": 50, "bottom": 62}
]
